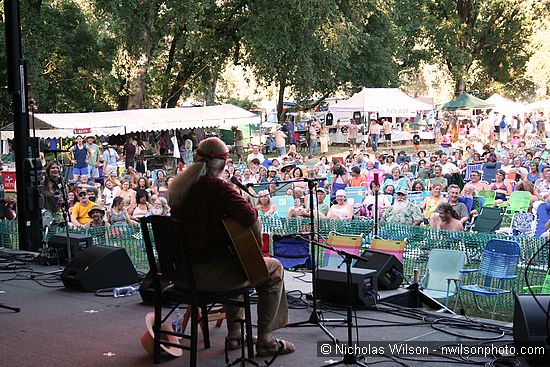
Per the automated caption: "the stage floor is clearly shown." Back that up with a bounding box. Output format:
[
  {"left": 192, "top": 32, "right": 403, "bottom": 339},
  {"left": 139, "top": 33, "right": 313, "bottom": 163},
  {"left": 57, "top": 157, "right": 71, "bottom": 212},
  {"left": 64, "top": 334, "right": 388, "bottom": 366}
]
[{"left": 0, "top": 259, "right": 529, "bottom": 367}]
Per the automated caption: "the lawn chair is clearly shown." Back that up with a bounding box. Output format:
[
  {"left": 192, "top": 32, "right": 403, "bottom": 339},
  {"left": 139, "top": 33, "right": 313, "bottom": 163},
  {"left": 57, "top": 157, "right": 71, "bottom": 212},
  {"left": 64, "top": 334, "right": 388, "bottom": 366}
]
[
  {"left": 272, "top": 195, "right": 295, "bottom": 218},
  {"left": 323, "top": 232, "right": 363, "bottom": 268},
  {"left": 465, "top": 163, "right": 483, "bottom": 182},
  {"left": 496, "top": 212, "right": 536, "bottom": 237},
  {"left": 345, "top": 187, "right": 368, "bottom": 207},
  {"left": 421, "top": 249, "right": 466, "bottom": 307},
  {"left": 470, "top": 207, "right": 503, "bottom": 233},
  {"left": 522, "top": 269, "right": 550, "bottom": 294},
  {"left": 498, "top": 191, "right": 531, "bottom": 220},
  {"left": 535, "top": 202, "right": 550, "bottom": 237},
  {"left": 481, "top": 162, "right": 501, "bottom": 183},
  {"left": 458, "top": 239, "right": 521, "bottom": 319},
  {"left": 478, "top": 189, "right": 496, "bottom": 208},
  {"left": 366, "top": 169, "right": 385, "bottom": 186},
  {"left": 370, "top": 238, "right": 406, "bottom": 262},
  {"left": 458, "top": 196, "right": 474, "bottom": 213}
]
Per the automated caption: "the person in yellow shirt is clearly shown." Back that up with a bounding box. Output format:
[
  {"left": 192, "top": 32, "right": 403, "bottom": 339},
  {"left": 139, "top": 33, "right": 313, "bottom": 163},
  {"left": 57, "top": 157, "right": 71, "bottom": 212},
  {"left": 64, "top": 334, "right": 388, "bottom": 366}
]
[
  {"left": 71, "top": 189, "right": 96, "bottom": 227},
  {"left": 349, "top": 166, "right": 367, "bottom": 187}
]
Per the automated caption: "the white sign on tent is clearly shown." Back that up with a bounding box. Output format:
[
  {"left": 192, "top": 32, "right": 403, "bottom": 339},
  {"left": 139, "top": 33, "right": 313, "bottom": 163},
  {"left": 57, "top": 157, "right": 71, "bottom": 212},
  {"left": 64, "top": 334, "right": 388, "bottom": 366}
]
[{"left": 329, "top": 88, "right": 432, "bottom": 118}]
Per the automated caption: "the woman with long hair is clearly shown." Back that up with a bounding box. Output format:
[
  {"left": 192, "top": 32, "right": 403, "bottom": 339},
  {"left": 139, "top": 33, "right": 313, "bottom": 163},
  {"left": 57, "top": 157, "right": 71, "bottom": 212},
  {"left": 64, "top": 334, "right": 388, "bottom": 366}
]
[{"left": 108, "top": 196, "right": 137, "bottom": 226}]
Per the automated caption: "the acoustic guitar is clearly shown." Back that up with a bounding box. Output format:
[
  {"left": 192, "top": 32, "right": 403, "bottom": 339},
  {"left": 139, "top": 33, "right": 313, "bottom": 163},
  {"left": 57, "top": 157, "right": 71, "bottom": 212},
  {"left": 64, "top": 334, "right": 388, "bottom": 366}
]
[{"left": 222, "top": 217, "right": 269, "bottom": 285}]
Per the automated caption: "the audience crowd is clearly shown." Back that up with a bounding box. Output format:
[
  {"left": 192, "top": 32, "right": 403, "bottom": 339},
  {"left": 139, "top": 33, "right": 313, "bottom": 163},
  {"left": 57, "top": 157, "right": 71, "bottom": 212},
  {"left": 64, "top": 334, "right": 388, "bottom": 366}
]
[{"left": 1, "top": 109, "right": 548, "bottom": 236}]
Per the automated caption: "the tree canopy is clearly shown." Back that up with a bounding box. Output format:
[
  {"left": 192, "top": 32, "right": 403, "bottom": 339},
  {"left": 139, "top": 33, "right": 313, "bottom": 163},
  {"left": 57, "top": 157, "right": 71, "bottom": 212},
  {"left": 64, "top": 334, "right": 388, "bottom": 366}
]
[{"left": 0, "top": 0, "right": 547, "bottom": 129}]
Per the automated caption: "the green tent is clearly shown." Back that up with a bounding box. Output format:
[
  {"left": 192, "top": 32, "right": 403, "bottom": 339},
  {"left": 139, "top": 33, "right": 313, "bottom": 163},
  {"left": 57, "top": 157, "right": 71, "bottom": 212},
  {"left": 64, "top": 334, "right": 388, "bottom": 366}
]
[{"left": 440, "top": 92, "right": 495, "bottom": 110}]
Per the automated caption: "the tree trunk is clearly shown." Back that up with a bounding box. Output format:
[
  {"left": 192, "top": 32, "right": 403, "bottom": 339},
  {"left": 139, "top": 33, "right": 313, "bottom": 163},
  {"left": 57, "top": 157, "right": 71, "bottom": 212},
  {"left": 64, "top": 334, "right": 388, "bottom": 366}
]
[
  {"left": 276, "top": 75, "right": 286, "bottom": 123},
  {"left": 204, "top": 75, "right": 218, "bottom": 106},
  {"left": 454, "top": 78, "right": 466, "bottom": 97},
  {"left": 163, "top": 68, "right": 194, "bottom": 108}
]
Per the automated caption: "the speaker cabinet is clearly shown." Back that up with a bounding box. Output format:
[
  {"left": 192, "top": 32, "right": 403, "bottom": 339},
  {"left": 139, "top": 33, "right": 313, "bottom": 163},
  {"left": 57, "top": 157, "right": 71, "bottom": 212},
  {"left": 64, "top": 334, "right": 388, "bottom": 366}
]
[
  {"left": 513, "top": 293, "right": 550, "bottom": 364},
  {"left": 61, "top": 245, "right": 138, "bottom": 291},
  {"left": 48, "top": 233, "right": 93, "bottom": 265},
  {"left": 316, "top": 266, "right": 377, "bottom": 306},
  {"left": 354, "top": 249, "right": 403, "bottom": 290}
]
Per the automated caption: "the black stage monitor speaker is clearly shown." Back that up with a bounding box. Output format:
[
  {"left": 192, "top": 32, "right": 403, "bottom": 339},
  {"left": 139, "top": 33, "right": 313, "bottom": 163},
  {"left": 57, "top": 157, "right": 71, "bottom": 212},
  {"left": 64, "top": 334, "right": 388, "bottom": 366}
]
[
  {"left": 316, "top": 266, "right": 377, "bottom": 306},
  {"left": 48, "top": 233, "right": 93, "bottom": 265},
  {"left": 61, "top": 245, "right": 138, "bottom": 291},
  {"left": 354, "top": 249, "right": 403, "bottom": 290},
  {"left": 513, "top": 293, "right": 550, "bottom": 364}
]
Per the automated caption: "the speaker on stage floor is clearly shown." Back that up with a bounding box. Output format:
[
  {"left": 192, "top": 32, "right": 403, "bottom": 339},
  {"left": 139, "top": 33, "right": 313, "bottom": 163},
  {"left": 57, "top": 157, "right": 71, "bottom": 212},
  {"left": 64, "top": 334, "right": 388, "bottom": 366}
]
[
  {"left": 48, "top": 233, "right": 93, "bottom": 265},
  {"left": 513, "top": 293, "right": 550, "bottom": 364},
  {"left": 316, "top": 266, "right": 377, "bottom": 306},
  {"left": 61, "top": 245, "right": 138, "bottom": 291},
  {"left": 354, "top": 249, "right": 403, "bottom": 290}
]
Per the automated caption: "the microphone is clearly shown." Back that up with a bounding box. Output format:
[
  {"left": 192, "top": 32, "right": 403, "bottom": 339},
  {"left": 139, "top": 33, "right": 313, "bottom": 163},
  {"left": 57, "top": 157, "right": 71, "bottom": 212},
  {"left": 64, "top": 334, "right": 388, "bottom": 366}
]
[{"left": 230, "top": 175, "right": 257, "bottom": 197}]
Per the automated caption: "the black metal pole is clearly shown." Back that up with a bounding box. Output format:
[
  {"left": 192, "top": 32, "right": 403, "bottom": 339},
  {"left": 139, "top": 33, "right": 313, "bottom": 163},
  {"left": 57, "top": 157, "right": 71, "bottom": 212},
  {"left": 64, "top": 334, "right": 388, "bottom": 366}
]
[{"left": 4, "top": 0, "right": 34, "bottom": 251}]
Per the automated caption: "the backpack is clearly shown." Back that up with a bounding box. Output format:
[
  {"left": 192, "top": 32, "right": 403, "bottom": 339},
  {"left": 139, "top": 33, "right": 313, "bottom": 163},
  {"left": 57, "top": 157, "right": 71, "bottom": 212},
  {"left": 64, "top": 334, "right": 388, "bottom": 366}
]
[{"left": 499, "top": 119, "right": 506, "bottom": 129}]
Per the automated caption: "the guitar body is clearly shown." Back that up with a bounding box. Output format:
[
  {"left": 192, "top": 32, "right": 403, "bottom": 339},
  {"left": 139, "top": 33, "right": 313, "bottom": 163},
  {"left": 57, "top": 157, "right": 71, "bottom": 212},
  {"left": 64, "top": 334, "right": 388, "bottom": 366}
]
[{"left": 222, "top": 217, "right": 269, "bottom": 285}]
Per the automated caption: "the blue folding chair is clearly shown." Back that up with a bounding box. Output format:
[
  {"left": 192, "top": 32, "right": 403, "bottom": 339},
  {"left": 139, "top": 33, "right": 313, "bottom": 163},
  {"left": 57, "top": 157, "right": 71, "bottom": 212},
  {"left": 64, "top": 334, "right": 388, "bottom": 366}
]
[
  {"left": 344, "top": 187, "right": 368, "bottom": 206},
  {"left": 458, "top": 239, "right": 520, "bottom": 318},
  {"left": 421, "top": 249, "right": 466, "bottom": 307},
  {"left": 535, "top": 202, "right": 550, "bottom": 237},
  {"left": 272, "top": 195, "right": 296, "bottom": 218}
]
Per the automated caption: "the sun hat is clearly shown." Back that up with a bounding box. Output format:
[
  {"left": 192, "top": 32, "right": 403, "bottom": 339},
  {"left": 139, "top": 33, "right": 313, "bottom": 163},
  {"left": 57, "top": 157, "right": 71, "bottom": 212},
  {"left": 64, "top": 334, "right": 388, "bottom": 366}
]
[
  {"left": 140, "top": 312, "right": 183, "bottom": 357},
  {"left": 88, "top": 205, "right": 105, "bottom": 215}
]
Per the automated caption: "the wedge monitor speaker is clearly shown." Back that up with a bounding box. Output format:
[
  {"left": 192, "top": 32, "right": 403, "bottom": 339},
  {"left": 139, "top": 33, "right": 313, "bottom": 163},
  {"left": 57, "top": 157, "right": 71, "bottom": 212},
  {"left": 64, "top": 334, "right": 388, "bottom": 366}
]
[
  {"left": 61, "top": 245, "right": 138, "bottom": 291},
  {"left": 354, "top": 249, "right": 403, "bottom": 290}
]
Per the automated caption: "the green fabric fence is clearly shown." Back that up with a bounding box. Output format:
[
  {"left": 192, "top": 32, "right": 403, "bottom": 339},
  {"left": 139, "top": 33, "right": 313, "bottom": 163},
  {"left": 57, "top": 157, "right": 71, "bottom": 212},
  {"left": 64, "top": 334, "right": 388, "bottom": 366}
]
[{"left": 1, "top": 218, "right": 548, "bottom": 320}]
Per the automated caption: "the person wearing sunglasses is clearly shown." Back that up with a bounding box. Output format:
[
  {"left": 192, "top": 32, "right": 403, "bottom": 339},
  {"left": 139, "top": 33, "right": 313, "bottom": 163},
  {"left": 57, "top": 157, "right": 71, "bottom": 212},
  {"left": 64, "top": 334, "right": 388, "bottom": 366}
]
[{"left": 70, "top": 189, "right": 96, "bottom": 227}]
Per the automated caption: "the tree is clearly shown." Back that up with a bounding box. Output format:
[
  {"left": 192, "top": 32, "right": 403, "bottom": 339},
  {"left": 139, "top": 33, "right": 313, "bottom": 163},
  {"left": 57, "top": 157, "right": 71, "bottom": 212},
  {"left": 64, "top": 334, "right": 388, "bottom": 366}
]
[
  {"left": 0, "top": 0, "right": 116, "bottom": 128},
  {"left": 394, "top": 0, "right": 535, "bottom": 97}
]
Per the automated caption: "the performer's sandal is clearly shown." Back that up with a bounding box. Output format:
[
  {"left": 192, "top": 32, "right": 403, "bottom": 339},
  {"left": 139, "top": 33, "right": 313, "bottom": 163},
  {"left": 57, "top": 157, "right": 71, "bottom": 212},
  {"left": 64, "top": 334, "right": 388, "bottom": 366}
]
[
  {"left": 255, "top": 338, "right": 295, "bottom": 357},
  {"left": 225, "top": 335, "right": 257, "bottom": 351}
]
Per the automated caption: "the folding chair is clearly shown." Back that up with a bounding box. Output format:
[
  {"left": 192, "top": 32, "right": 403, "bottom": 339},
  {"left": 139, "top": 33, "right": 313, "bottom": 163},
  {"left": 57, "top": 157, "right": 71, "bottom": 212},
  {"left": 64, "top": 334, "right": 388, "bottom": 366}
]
[
  {"left": 369, "top": 238, "right": 406, "bottom": 262},
  {"left": 499, "top": 191, "right": 531, "bottom": 220},
  {"left": 323, "top": 233, "right": 363, "bottom": 268},
  {"left": 478, "top": 190, "right": 496, "bottom": 208},
  {"left": 421, "top": 249, "right": 466, "bottom": 307},
  {"left": 465, "top": 163, "right": 483, "bottom": 182},
  {"left": 273, "top": 195, "right": 296, "bottom": 218},
  {"left": 458, "top": 239, "right": 520, "bottom": 318},
  {"left": 535, "top": 202, "right": 550, "bottom": 237},
  {"left": 470, "top": 207, "right": 503, "bottom": 233},
  {"left": 522, "top": 269, "right": 550, "bottom": 294},
  {"left": 366, "top": 169, "right": 385, "bottom": 186},
  {"left": 345, "top": 187, "right": 368, "bottom": 206},
  {"left": 481, "top": 162, "right": 501, "bottom": 183},
  {"left": 140, "top": 216, "right": 255, "bottom": 366}
]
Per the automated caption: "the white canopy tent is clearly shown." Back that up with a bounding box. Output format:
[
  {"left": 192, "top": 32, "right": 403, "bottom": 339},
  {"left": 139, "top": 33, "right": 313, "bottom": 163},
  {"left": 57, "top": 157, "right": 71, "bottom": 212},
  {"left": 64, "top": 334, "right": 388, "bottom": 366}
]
[
  {"left": 0, "top": 104, "right": 260, "bottom": 139},
  {"left": 485, "top": 94, "right": 526, "bottom": 115},
  {"left": 525, "top": 99, "right": 550, "bottom": 111},
  {"left": 329, "top": 88, "right": 433, "bottom": 118}
]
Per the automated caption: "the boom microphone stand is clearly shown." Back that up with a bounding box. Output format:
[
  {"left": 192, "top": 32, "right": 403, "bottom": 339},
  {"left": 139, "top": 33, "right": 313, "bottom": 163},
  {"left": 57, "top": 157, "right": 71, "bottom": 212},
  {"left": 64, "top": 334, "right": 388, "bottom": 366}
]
[{"left": 250, "top": 177, "right": 342, "bottom": 343}]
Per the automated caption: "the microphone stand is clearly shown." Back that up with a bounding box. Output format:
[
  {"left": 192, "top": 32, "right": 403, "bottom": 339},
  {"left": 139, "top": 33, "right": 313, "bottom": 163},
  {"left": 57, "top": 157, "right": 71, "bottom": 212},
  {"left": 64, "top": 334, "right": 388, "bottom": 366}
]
[
  {"left": 296, "top": 236, "right": 370, "bottom": 366},
  {"left": 254, "top": 177, "right": 342, "bottom": 344}
]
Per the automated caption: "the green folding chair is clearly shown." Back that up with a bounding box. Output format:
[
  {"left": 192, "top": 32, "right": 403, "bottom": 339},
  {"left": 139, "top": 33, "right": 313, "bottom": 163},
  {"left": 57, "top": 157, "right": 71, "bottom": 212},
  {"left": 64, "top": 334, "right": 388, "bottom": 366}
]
[
  {"left": 522, "top": 269, "right": 550, "bottom": 294},
  {"left": 478, "top": 190, "right": 496, "bottom": 207},
  {"left": 498, "top": 191, "right": 531, "bottom": 219},
  {"left": 421, "top": 249, "right": 466, "bottom": 307}
]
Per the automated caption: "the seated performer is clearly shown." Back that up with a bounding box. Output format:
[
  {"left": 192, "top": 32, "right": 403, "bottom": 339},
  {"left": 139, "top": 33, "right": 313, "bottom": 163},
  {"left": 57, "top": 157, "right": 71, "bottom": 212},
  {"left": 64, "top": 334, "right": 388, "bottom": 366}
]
[{"left": 168, "top": 137, "right": 295, "bottom": 357}]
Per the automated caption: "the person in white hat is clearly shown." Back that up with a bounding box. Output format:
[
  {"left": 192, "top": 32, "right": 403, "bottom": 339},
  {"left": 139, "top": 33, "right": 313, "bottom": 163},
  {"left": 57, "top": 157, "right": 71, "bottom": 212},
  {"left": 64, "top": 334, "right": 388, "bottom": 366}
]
[{"left": 327, "top": 189, "right": 353, "bottom": 220}]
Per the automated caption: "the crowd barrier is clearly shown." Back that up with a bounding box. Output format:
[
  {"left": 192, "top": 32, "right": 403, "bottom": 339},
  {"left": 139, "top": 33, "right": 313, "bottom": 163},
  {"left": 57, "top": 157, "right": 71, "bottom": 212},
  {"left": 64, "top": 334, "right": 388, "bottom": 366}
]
[{"left": 1, "top": 218, "right": 547, "bottom": 320}]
